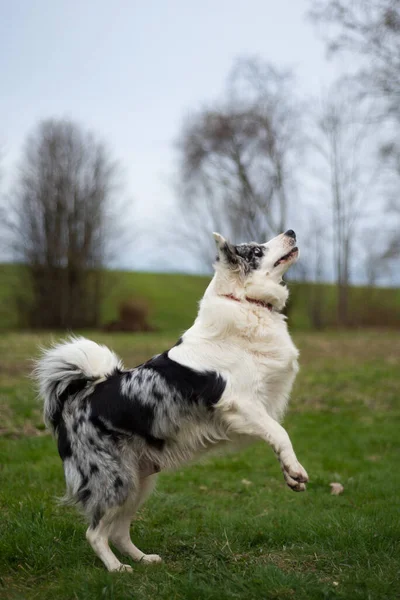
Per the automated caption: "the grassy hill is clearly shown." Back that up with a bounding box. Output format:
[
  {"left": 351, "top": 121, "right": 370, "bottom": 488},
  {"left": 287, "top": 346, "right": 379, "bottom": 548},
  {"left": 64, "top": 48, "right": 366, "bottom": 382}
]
[
  {"left": 0, "top": 263, "right": 399, "bottom": 332},
  {"left": 0, "top": 264, "right": 210, "bottom": 333}
]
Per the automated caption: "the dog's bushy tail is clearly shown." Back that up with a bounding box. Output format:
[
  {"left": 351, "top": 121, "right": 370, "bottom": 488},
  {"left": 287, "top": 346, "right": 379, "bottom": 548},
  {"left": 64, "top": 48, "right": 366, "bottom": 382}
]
[{"left": 35, "top": 336, "right": 123, "bottom": 432}]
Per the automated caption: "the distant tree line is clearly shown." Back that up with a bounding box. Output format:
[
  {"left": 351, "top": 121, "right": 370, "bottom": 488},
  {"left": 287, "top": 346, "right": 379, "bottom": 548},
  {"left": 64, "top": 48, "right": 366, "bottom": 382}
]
[{"left": 0, "top": 0, "right": 399, "bottom": 330}]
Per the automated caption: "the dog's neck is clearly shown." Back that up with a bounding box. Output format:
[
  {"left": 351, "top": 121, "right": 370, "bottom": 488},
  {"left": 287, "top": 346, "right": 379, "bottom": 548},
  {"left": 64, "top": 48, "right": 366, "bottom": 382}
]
[
  {"left": 205, "top": 269, "right": 289, "bottom": 312},
  {"left": 194, "top": 274, "right": 290, "bottom": 341},
  {"left": 221, "top": 293, "right": 273, "bottom": 312}
]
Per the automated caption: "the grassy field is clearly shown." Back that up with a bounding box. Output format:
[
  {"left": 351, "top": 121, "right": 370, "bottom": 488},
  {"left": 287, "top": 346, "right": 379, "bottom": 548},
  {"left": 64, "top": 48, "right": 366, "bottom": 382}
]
[
  {"left": 1, "top": 263, "right": 400, "bottom": 331},
  {"left": 0, "top": 330, "right": 399, "bottom": 599}
]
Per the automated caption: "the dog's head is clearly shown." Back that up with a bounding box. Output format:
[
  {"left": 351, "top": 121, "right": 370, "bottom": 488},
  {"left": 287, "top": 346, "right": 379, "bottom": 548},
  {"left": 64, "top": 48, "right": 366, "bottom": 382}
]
[{"left": 212, "top": 230, "right": 299, "bottom": 310}]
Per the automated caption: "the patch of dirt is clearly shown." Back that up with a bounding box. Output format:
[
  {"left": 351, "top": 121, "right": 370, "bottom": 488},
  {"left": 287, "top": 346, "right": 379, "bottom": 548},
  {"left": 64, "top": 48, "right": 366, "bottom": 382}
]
[{"left": 263, "top": 553, "right": 320, "bottom": 573}]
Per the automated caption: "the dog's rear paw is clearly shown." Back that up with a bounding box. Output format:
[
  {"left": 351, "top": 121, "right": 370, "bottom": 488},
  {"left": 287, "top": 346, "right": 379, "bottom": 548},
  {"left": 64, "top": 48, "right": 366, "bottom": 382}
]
[
  {"left": 114, "top": 564, "right": 133, "bottom": 573},
  {"left": 140, "top": 554, "right": 162, "bottom": 564}
]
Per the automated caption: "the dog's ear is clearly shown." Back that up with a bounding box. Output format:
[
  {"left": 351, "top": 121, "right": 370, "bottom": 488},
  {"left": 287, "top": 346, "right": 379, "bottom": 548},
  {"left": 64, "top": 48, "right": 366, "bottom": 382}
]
[
  {"left": 213, "top": 232, "right": 240, "bottom": 268},
  {"left": 212, "top": 232, "right": 226, "bottom": 247}
]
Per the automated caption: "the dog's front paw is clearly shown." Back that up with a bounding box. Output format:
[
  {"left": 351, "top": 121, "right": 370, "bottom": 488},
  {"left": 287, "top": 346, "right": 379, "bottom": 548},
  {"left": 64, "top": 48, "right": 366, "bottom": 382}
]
[{"left": 281, "top": 460, "right": 309, "bottom": 492}]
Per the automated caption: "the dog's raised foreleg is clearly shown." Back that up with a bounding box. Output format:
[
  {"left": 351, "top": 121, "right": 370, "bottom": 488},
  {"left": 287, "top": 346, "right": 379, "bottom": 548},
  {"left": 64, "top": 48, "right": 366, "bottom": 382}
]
[{"left": 224, "top": 405, "right": 308, "bottom": 491}]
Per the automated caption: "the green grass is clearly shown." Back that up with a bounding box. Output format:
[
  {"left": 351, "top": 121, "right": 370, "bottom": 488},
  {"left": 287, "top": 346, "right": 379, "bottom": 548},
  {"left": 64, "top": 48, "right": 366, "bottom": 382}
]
[
  {"left": 101, "top": 270, "right": 210, "bottom": 331},
  {"left": 1, "top": 263, "right": 400, "bottom": 332},
  {"left": 1, "top": 330, "right": 399, "bottom": 599}
]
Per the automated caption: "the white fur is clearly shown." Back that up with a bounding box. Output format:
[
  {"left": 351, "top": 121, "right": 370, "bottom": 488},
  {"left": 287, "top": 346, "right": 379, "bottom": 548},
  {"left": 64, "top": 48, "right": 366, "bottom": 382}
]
[
  {"left": 36, "top": 336, "right": 123, "bottom": 429},
  {"left": 167, "top": 231, "right": 307, "bottom": 488}
]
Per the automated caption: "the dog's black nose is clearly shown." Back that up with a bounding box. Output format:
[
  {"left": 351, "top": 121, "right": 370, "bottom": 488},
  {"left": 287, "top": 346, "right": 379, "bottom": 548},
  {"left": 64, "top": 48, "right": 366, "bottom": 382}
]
[{"left": 285, "top": 229, "right": 296, "bottom": 238}]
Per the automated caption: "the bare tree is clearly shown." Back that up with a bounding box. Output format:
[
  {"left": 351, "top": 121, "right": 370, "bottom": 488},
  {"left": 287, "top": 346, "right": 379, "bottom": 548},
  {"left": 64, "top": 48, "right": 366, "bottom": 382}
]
[
  {"left": 359, "top": 226, "right": 393, "bottom": 285},
  {"left": 292, "top": 213, "right": 328, "bottom": 328},
  {"left": 174, "top": 57, "right": 303, "bottom": 268},
  {"left": 312, "top": 83, "right": 378, "bottom": 325},
  {"left": 310, "top": 1, "right": 400, "bottom": 268},
  {"left": 310, "top": 0, "right": 400, "bottom": 119},
  {"left": 379, "top": 141, "right": 400, "bottom": 260},
  {"left": 8, "top": 119, "right": 121, "bottom": 329},
  {"left": 0, "top": 146, "right": 5, "bottom": 248}
]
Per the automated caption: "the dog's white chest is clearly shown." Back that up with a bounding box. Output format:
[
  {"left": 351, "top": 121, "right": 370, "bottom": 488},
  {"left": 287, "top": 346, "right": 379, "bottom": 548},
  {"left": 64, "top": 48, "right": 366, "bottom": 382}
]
[{"left": 234, "top": 327, "right": 299, "bottom": 421}]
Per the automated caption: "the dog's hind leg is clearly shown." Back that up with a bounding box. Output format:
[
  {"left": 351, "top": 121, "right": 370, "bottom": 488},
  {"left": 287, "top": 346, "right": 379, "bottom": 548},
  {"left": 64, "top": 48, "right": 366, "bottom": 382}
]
[
  {"left": 109, "top": 474, "right": 162, "bottom": 564},
  {"left": 86, "top": 515, "right": 133, "bottom": 572}
]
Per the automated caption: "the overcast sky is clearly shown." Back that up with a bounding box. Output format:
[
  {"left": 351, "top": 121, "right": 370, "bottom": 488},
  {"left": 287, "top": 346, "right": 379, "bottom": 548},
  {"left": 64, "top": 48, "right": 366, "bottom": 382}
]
[{"left": 1, "top": 0, "right": 344, "bottom": 271}]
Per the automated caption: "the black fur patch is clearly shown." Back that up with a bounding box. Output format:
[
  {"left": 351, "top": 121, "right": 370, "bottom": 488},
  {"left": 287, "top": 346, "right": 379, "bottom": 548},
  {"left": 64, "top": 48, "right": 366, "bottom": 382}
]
[
  {"left": 88, "top": 375, "right": 165, "bottom": 449},
  {"left": 222, "top": 242, "right": 240, "bottom": 266},
  {"left": 152, "top": 388, "right": 163, "bottom": 402},
  {"left": 91, "top": 507, "right": 103, "bottom": 530},
  {"left": 143, "top": 353, "right": 226, "bottom": 408},
  {"left": 78, "top": 467, "right": 89, "bottom": 488},
  {"left": 52, "top": 378, "right": 89, "bottom": 429},
  {"left": 114, "top": 476, "right": 123, "bottom": 489},
  {"left": 78, "top": 488, "right": 91, "bottom": 504},
  {"left": 235, "top": 243, "right": 266, "bottom": 272},
  {"left": 90, "top": 415, "right": 118, "bottom": 440},
  {"left": 219, "top": 241, "right": 266, "bottom": 274},
  {"left": 57, "top": 420, "right": 72, "bottom": 461}
]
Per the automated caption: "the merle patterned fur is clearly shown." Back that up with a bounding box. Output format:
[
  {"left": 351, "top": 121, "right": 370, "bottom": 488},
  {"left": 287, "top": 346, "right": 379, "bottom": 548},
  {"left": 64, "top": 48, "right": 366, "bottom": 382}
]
[
  {"left": 50, "top": 348, "right": 226, "bottom": 528},
  {"left": 217, "top": 241, "right": 267, "bottom": 274}
]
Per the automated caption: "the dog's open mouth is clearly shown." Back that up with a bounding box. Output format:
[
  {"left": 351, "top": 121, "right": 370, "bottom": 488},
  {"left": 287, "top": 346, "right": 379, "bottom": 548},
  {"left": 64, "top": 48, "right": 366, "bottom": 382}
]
[{"left": 274, "top": 247, "right": 298, "bottom": 267}]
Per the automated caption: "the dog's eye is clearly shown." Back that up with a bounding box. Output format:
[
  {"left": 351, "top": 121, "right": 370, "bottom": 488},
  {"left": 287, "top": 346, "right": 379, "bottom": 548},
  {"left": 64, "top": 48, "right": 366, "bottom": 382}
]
[{"left": 253, "top": 247, "right": 263, "bottom": 257}]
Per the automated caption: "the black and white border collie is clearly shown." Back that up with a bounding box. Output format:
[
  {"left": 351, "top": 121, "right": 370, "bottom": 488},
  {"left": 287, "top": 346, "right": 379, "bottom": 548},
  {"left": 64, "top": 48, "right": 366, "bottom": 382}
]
[{"left": 35, "top": 230, "right": 308, "bottom": 572}]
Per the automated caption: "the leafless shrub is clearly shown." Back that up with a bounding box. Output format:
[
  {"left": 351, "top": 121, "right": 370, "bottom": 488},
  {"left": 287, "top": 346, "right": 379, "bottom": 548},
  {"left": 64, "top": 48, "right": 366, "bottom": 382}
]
[
  {"left": 7, "top": 119, "right": 122, "bottom": 329},
  {"left": 103, "top": 298, "right": 154, "bottom": 332}
]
